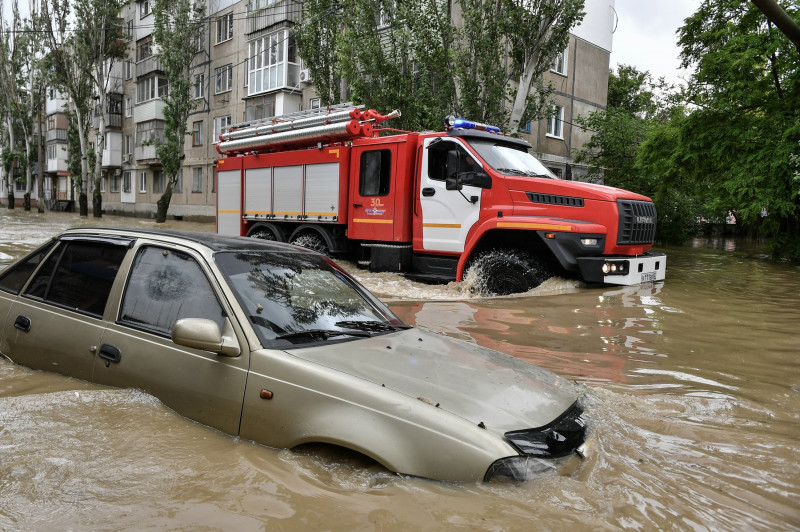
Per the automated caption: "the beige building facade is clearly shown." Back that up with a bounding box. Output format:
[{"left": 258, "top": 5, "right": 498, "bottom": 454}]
[{"left": 79, "top": 0, "right": 614, "bottom": 220}]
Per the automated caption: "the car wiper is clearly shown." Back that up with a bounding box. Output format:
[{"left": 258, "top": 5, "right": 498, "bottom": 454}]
[
  {"left": 335, "top": 320, "right": 410, "bottom": 333},
  {"left": 275, "top": 329, "right": 374, "bottom": 342}
]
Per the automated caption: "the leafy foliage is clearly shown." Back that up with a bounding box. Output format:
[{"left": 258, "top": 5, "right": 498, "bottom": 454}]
[
  {"left": 295, "top": 0, "right": 583, "bottom": 132},
  {"left": 152, "top": 0, "right": 205, "bottom": 223}
]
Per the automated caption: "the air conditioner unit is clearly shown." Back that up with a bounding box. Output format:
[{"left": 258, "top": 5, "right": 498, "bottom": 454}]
[
  {"left": 122, "top": 153, "right": 132, "bottom": 163},
  {"left": 299, "top": 69, "right": 312, "bottom": 84}
]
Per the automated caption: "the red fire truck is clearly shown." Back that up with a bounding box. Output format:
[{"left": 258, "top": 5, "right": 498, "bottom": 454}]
[{"left": 215, "top": 104, "right": 666, "bottom": 294}]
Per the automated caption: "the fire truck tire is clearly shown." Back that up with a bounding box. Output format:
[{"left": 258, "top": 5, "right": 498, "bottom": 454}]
[
  {"left": 290, "top": 232, "right": 330, "bottom": 256},
  {"left": 247, "top": 225, "right": 282, "bottom": 241},
  {"left": 466, "top": 249, "right": 552, "bottom": 296}
]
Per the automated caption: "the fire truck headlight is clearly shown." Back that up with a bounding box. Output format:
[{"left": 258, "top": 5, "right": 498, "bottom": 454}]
[
  {"left": 580, "top": 238, "right": 598, "bottom": 247},
  {"left": 602, "top": 263, "right": 611, "bottom": 274}
]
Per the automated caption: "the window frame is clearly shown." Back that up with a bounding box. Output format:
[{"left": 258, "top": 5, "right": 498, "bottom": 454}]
[
  {"left": 551, "top": 46, "right": 568, "bottom": 76},
  {"left": 192, "top": 120, "right": 204, "bottom": 147},
  {"left": 546, "top": 105, "right": 564, "bottom": 139},
  {"left": 215, "top": 64, "right": 233, "bottom": 94},
  {"left": 215, "top": 12, "right": 234, "bottom": 45}
]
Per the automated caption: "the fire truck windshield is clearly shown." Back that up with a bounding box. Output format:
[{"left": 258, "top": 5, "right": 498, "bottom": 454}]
[{"left": 467, "top": 139, "right": 558, "bottom": 179}]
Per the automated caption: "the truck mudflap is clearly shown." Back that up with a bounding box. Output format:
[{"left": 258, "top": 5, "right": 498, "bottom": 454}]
[{"left": 576, "top": 252, "right": 666, "bottom": 285}]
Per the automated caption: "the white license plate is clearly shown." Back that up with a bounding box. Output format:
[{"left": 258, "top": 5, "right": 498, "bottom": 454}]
[{"left": 641, "top": 272, "right": 657, "bottom": 282}]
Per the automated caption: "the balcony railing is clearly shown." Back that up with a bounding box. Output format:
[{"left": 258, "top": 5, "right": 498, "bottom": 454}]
[
  {"left": 246, "top": 0, "right": 301, "bottom": 34},
  {"left": 93, "top": 113, "right": 122, "bottom": 129},
  {"left": 46, "top": 129, "right": 68, "bottom": 142},
  {"left": 136, "top": 55, "right": 164, "bottom": 78}
]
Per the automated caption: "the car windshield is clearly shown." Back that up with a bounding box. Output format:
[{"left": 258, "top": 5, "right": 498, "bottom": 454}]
[
  {"left": 466, "top": 138, "right": 557, "bottom": 179},
  {"left": 214, "top": 250, "right": 406, "bottom": 347}
]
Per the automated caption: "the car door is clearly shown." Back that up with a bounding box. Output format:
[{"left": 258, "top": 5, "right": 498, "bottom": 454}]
[
  {"left": 2, "top": 237, "right": 131, "bottom": 382},
  {"left": 92, "top": 242, "right": 249, "bottom": 436},
  {"left": 418, "top": 137, "right": 482, "bottom": 252}
]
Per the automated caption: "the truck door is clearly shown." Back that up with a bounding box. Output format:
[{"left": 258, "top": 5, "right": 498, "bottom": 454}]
[
  {"left": 348, "top": 146, "right": 397, "bottom": 241},
  {"left": 418, "top": 138, "right": 482, "bottom": 253}
]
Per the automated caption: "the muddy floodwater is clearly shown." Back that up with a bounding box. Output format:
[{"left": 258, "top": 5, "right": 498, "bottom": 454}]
[{"left": 1, "top": 209, "right": 799, "bottom": 531}]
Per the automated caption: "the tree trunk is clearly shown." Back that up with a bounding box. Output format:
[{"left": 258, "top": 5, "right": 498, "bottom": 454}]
[
  {"left": 93, "top": 184, "right": 102, "bottom": 218},
  {"left": 7, "top": 191, "right": 13, "bottom": 209},
  {"left": 23, "top": 192, "right": 31, "bottom": 210},
  {"left": 79, "top": 191, "right": 88, "bottom": 216},
  {"left": 37, "top": 91, "right": 47, "bottom": 213},
  {"left": 155, "top": 182, "right": 174, "bottom": 223}
]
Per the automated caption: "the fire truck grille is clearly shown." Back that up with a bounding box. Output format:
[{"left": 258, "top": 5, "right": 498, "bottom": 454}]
[
  {"left": 617, "top": 200, "right": 657, "bottom": 245},
  {"left": 526, "top": 192, "right": 584, "bottom": 207}
]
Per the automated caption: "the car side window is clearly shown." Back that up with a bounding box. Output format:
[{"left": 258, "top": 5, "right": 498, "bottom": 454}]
[
  {"left": 359, "top": 149, "right": 391, "bottom": 196},
  {"left": 0, "top": 241, "right": 57, "bottom": 294},
  {"left": 23, "top": 241, "right": 128, "bottom": 317},
  {"left": 118, "top": 246, "right": 226, "bottom": 337}
]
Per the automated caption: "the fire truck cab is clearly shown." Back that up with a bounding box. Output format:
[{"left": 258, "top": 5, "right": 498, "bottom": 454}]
[{"left": 216, "top": 105, "right": 666, "bottom": 295}]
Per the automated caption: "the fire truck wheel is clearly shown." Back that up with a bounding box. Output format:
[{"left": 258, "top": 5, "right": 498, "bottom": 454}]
[
  {"left": 290, "top": 232, "right": 330, "bottom": 256},
  {"left": 466, "top": 249, "right": 552, "bottom": 296},
  {"left": 249, "top": 227, "right": 278, "bottom": 241}
]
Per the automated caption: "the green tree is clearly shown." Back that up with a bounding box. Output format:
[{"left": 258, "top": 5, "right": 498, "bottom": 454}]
[
  {"left": 678, "top": 0, "right": 800, "bottom": 256},
  {"left": 296, "top": 0, "right": 583, "bottom": 131},
  {"left": 152, "top": 0, "right": 205, "bottom": 223}
]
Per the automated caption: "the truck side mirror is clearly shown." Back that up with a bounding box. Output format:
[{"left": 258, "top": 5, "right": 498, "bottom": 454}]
[
  {"left": 446, "top": 175, "right": 462, "bottom": 191},
  {"left": 460, "top": 171, "right": 492, "bottom": 189}
]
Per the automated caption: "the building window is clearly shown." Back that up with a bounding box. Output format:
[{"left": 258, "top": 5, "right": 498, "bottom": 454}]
[
  {"left": 247, "top": 29, "right": 296, "bottom": 96},
  {"left": 139, "top": 171, "right": 147, "bottom": 193},
  {"left": 123, "top": 171, "right": 132, "bottom": 193},
  {"left": 519, "top": 120, "right": 532, "bottom": 134},
  {"left": 215, "top": 12, "right": 233, "bottom": 44},
  {"left": 139, "top": 0, "right": 151, "bottom": 18},
  {"left": 136, "top": 120, "right": 165, "bottom": 146},
  {"left": 126, "top": 19, "right": 133, "bottom": 37},
  {"left": 125, "top": 97, "right": 132, "bottom": 117},
  {"left": 111, "top": 173, "right": 120, "bottom": 193},
  {"left": 551, "top": 46, "right": 567, "bottom": 75},
  {"left": 213, "top": 115, "right": 232, "bottom": 144},
  {"left": 175, "top": 169, "right": 182, "bottom": 194},
  {"left": 153, "top": 170, "right": 165, "bottom": 194},
  {"left": 136, "top": 75, "right": 168, "bottom": 103},
  {"left": 193, "top": 73, "right": 204, "bottom": 99},
  {"left": 125, "top": 134, "right": 132, "bottom": 156},
  {"left": 192, "top": 121, "right": 203, "bottom": 146},
  {"left": 136, "top": 35, "right": 152, "bottom": 62},
  {"left": 125, "top": 60, "right": 133, "bottom": 80},
  {"left": 192, "top": 167, "right": 203, "bottom": 192},
  {"left": 245, "top": 95, "right": 274, "bottom": 122},
  {"left": 548, "top": 167, "right": 563, "bottom": 179},
  {"left": 309, "top": 97, "right": 321, "bottom": 110},
  {"left": 547, "top": 105, "right": 564, "bottom": 139},
  {"left": 195, "top": 25, "right": 205, "bottom": 52},
  {"left": 215, "top": 64, "right": 233, "bottom": 94}
]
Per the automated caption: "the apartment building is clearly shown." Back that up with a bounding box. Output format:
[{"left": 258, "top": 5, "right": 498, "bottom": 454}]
[{"left": 86, "top": 0, "right": 614, "bottom": 220}]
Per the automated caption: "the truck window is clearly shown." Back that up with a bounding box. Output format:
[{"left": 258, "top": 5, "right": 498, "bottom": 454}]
[
  {"left": 359, "top": 149, "right": 391, "bottom": 196},
  {"left": 427, "top": 141, "right": 473, "bottom": 181}
]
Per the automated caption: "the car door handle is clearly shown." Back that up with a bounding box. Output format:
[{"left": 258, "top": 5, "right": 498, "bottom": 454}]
[
  {"left": 98, "top": 343, "right": 122, "bottom": 367},
  {"left": 353, "top": 203, "right": 363, "bottom": 208},
  {"left": 422, "top": 187, "right": 436, "bottom": 197},
  {"left": 14, "top": 315, "right": 31, "bottom": 332}
]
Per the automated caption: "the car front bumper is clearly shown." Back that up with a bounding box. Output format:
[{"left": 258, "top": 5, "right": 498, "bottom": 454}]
[{"left": 577, "top": 252, "right": 666, "bottom": 285}]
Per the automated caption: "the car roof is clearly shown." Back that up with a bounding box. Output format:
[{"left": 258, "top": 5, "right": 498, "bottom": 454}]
[{"left": 60, "top": 227, "right": 310, "bottom": 254}]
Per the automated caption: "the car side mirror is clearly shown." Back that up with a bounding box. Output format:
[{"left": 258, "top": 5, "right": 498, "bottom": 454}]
[{"left": 172, "top": 318, "right": 241, "bottom": 357}]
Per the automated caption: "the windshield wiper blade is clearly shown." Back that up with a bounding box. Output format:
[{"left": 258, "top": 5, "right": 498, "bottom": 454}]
[
  {"left": 276, "top": 329, "right": 373, "bottom": 342},
  {"left": 335, "top": 320, "right": 410, "bottom": 333},
  {"left": 495, "top": 167, "right": 529, "bottom": 176}
]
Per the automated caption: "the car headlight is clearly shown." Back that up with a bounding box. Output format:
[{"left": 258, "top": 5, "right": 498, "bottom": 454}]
[
  {"left": 483, "top": 455, "right": 559, "bottom": 482},
  {"left": 504, "top": 402, "right": 587, "bottom": 458}
]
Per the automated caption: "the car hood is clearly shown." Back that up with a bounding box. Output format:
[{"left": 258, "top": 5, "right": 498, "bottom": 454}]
[{"left": 286, "top": 328, "right": 580, "bottom": 433}]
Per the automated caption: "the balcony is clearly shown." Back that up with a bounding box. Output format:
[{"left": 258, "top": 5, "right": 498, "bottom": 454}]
[
  {"left": 246, "top": 0, "right": 301, "bottom": 34},
  {"left": 46, "top": 97, "right": 69, "bottom": 115},
  {"left": 46, "top": 129, "right": 68, "bottom": 142},
  {"left": 136, "top": 55, "right": 164, "bottom": 78},
  {"left": 135, "top": 144, "right": 160, "bottom": 165},
  {"left": 102, "top": 131, "right": 123, "bottom": 169},
  {"left": 93, "top": 113, "right": 123, "bottom": 129},
  {"left": 134, "top": 99, "right": 167, "bottom": 123},
  {"left": 47, "top": 155, "right": 69, "bottom": 174}
]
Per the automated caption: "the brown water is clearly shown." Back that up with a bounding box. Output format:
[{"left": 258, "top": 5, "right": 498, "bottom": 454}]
[{"left": 1, "top": 209, "right": 799, "bottom": 531}]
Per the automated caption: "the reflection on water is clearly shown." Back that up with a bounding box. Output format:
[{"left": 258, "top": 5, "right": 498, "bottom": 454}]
[{"left": 1, "top": 209, "right": 799, "bottom": 529}]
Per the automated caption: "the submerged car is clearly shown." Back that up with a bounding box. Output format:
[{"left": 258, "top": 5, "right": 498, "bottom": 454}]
[{"left": 0, "top": 228, "right": 587, "bottom": 482}]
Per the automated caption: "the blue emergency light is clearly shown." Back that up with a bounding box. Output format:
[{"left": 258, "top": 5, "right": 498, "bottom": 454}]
[{"left": 444, "top": 115, "right": 502, "bottom": 134}]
